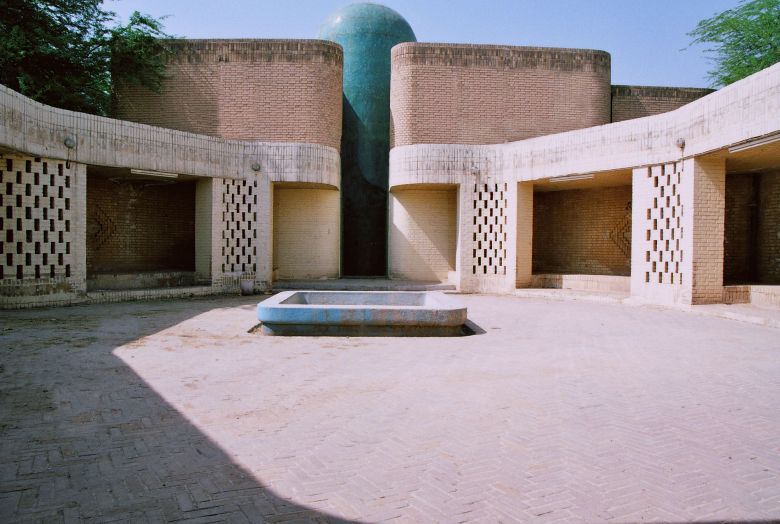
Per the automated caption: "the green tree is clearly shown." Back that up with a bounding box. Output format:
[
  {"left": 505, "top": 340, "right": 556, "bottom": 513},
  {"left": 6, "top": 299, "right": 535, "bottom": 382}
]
[
  {"left": 689, "top": 0, "right": 780, "bottom": 87},
  {"left": 0, "top": 0, "right": 173, "bottom": 115}
]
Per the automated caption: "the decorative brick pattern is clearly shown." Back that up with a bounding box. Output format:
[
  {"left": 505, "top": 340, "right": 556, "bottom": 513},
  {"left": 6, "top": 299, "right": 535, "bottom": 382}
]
[
  {"left": 86, "top": 176, "right": 195, "bottom": 275},
  {"left": 0, "top": 82, "right": 338, "bottom": 308},
  {"left": 220, "top": 178, "right": 258, "bottom": 277},
  {"left": 0, "top": 155, "right": 83, "bottom": 298},
  {"left": 631, "top": 157, "right": 726, "bottom": 306},
  {"left": 89, "top": 204, "right": 116, "bottom": 252},
  {"left": 644, "top": 163, "right": 685, "bottom": 286},
  {"left": 1, "top": 40, "right": 779, "bottom": 308},
  {"left": 471, "top": 183, "right": 508, "bottom": 277},
  {"left": 532, "top": 186, "right": 632, "bottom": 276},
  {"left": 610, "top": 206, "right": 632, "bottom": 258}
]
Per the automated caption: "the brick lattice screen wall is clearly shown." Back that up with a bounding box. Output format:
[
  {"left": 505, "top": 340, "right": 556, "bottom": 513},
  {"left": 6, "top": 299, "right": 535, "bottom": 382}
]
[
  {"left": 533, "top": 186, "right": 632, "bottom": 276},
  {"left": 645, "top": 165, "right": 685, "bottom": 286},
  {"left": 220, "top": 178, "right": 257, "bottom": 276},
  {"left": 1, "top": 154, "right": 84, "bottom": 298},
  {"left": 86, "top": 176, "right": 195, "bottom": 274},
  {"left": 472, "top": 182, "right": 509, "bottom": 277}
]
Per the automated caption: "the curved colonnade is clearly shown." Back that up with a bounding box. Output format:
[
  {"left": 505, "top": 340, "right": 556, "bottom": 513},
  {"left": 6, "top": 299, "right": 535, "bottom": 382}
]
[{"left": 0, "top": 37, "right": 779, "bottom": 308}]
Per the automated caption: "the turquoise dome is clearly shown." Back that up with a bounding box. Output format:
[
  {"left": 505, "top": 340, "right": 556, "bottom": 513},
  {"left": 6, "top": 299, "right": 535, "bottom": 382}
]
[
  {"left": 318, "top": 4, "right": 416, "bottom": 276},
  {"left": 318, "top": 3, "right": 416, "bottom": 43}
]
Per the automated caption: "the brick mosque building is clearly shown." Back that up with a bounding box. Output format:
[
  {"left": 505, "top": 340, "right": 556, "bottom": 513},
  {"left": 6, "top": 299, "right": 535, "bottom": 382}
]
[{"left": 1, "top": 3, "right": 778, "bottom": 309}]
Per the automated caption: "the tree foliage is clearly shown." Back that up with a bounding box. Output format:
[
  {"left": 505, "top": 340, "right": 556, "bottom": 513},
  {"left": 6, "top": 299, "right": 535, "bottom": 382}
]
[
  {"left": 0, "top": 0, "right": 173, "bottom": 115},
  {"left": 689, "top": 0, "right": 780, "bottom": 87}
]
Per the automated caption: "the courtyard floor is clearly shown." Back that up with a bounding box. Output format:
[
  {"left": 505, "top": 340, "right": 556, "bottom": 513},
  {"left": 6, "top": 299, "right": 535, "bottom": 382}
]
[{"left": 1, "top": 294, "right": 779, "bottom": 523}]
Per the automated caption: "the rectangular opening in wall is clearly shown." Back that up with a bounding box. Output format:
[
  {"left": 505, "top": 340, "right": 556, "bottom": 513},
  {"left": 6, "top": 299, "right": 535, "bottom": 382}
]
[
  {"left": 719, "top": 134, "right": 780, "bottom": 307},
  {"left": 723, "top": 134, "right": 780, "bottom": 306},
  {"left": 86, "top": 165, "right": 205, "bottom": 291},
  {"left": 723, "top": 166, "right": 780, "bottom": 290},
  {"left": 528, "top": 170, "right": 632, "bottom": 294},
  {"left": 388, "top": 184, "right": 458, "bottom": 283},
  {"left": 272, "top": 183, "right": 340, "bottom": 281}
]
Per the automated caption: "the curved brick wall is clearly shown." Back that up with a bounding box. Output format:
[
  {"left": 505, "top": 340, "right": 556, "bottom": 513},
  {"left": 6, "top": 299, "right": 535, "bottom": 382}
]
[
  {"left": 115, "top": 39, "right": 343, "bottom": 150},
  {"left": 390, "top": 43, "right": 611, "bottom": 147},
  {"left": 611, "top": 85, "right": 714, "bottom": 123}
]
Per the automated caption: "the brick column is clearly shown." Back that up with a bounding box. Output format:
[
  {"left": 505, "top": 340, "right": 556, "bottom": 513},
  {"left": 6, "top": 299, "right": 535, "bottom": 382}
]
[
  {"left": 686, "top": 156, "right": 726, "bottom": 304},
  {"left": 630, "top": 156, "right": 725, "bottom": 306},
  {"left": 71, "top": 163, "right": 88, "bottom": 294},
  {"left": 211, "top": 178, "right": 226, "bottom": 288},
  {"left": 457, "top": 179, "right": 516, "bottom": 293},
  {"left": 454, "top": 183, "right": 472, "bottom": 292},
  {"left": 255, "top": 175, "right": 273, "bottom": 289},
  {"left": 515, "top": 182, "right": 533, "bottom": 287},
  {"left": 194, "top": 178, "right": 215, "bottom": 284}
]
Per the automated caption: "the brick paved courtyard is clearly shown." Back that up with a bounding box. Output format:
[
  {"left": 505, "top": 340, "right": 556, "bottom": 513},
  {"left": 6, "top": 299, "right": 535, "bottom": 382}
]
[{"left": 1, "top": 295, "right": 779, "bottom": 523}]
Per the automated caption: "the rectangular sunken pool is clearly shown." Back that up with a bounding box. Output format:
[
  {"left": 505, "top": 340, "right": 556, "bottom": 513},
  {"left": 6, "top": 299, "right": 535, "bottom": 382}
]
[{"left": 256, "top": 291, "right": 468, "bottom": 336}]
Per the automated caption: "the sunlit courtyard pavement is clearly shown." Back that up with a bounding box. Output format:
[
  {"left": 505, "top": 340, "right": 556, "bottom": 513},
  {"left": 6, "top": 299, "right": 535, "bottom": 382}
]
[{"left": 1, "top": 294, "right": 780, "bottom": 523}]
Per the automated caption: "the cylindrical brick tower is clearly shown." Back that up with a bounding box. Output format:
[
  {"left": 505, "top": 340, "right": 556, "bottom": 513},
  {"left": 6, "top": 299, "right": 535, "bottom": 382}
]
[{"left": 319, "top": 3, "right": 416, "bottom": 276}]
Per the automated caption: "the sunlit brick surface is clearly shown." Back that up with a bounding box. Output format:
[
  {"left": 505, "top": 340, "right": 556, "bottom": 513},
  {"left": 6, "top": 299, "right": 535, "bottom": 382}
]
[
  {"left": 272, "top": 187, "right": 340, "bottom": 280},
  {"left": 389, "top": 188, "right": 457, "bottom": 282},
  {"left": 390, "top": 44, "right": 611, "bottom": 147},
  {"left": 116, "top": 40, "right": 343, "bottom": 150}
]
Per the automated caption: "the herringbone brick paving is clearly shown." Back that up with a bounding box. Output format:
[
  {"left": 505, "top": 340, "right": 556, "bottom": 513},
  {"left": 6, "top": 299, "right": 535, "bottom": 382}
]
[{"left": 1, "top": 295, "right": 779, "bottom": 523}]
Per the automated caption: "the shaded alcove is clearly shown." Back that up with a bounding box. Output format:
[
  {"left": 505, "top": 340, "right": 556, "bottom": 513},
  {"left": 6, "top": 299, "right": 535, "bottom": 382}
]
[
  {"left": 532, "top": 174, "right": 632, "bottom": 276},
  {"left": 523, "top": 171, "right": 633, "bottom": 293},
  {"left": 272, "top": 183, "right": 341, "bottom": 281},
  {"left": 388, "top": 185, "right": 458, "bottom": 283},
  {"left": 724, "top": 170, "right": 780, "bottom": 285},
  {"left": 85, "top": 166, "right": 207, "bottom": 291}
]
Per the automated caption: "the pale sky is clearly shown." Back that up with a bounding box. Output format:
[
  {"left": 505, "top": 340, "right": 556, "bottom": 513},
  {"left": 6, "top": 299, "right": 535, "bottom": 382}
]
[{"left": 106, "top": 0, "right": 741, "bottom": 88}]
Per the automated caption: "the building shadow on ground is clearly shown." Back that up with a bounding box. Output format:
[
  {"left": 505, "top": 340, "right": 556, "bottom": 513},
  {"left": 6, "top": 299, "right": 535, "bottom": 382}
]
[{"left": 0, "top": 296, "right": 362, "bottom": 522}]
